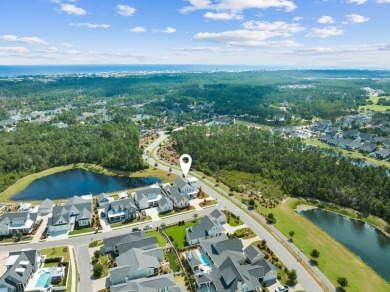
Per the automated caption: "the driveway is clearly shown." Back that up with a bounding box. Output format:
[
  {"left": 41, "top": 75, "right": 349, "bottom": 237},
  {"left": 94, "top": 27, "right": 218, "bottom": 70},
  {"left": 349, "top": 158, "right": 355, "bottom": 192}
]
[
  {"left": 98, "top": 208, "right": 112, "bottom": 232},
  {"left": 222, "top": 222, "right": 248, "bottom": 234},
  {"left": 31, "top": 214, "right": 49, "bottom": 243},
  {"left": 47, "top": 230, "right": 68, "bottom": 241},
  {"left": 190, "top": 198, "right": 204, "bottom": 211},
  {"left": 145, "top": 207, "right": 160, "bottom": 222}
]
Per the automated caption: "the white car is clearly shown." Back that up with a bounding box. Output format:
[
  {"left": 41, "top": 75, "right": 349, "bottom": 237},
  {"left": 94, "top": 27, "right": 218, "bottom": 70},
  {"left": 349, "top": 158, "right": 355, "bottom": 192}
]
[
  {"left": 143, "top": 224, "right": 153, "bottom": 230},
  {"left": 275, "top": 286, "right": 289, "bottom": 292}
]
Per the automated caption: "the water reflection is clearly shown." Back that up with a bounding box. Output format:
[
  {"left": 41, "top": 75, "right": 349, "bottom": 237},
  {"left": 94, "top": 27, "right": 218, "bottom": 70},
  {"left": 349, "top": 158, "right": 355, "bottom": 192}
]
[
  {"left": 12, "top": 169, "right": 162, "bottom": 201},
  {"left": 300, "top": 208, "right": 390, "bottom": 282}
]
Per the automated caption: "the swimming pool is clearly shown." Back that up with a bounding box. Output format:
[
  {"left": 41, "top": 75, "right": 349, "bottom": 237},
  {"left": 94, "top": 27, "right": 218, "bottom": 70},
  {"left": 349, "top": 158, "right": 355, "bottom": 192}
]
[
  {"left": 199, "top": 252, "right": 211, "bottom": 267},
  {"left": 35, "top": 271, "right": 51, "bottom": 288}
]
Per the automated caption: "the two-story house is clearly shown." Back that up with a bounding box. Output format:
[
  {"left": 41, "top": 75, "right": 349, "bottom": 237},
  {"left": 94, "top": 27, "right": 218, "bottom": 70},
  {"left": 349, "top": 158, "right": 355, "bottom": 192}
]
[
  {"left": 186, "top": 215, "right": 225, "bottom": 245},
  {"left": 104, "top": 198, "right": 137, "bottom": 224},
  {"left": 0, "top": 212, "right": 38, "bottom": 236},
  {"left": 173, "top": 177, "right": 198, "bottom": 199},
  {"left": 132, "top": 185, "right": 162, "bottom": 210},
  {"left": 48, "top": 196, "right": 92, "bottom": 234},
  {"left": 0, "top": 249, "right": 42, "bottom": 292}
]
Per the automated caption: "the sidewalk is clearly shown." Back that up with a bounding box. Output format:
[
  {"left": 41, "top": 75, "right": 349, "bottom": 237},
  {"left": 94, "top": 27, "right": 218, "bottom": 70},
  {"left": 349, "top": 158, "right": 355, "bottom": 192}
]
[
  {"left": 68, "top": 245, "right": 77, "bottom": 292},
  {"left": 31, "top": 214, "right": 49, "bottom": 243}
]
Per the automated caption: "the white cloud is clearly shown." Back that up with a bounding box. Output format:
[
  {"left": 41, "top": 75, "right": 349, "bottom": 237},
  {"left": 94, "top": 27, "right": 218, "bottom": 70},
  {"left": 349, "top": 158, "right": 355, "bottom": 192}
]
[
  {"left": 59, "top": 4, "right": 86, "bottom": 15},
  {"left": 128, "top": 26, "right": 147, "bottom": 33},
  {"left": 292, "top": 16, "right": 303, "bottom": 22},
  {"left": 45, "top": 47, "right": 59, "bottom": 52},
  {"left": 70, "top": 23, "right": 110, "bottom": 28},
  {"left": 181, "top": 0, "right": 297, "bottom": 13},
  {"left": 117, "top": 4, "right": 136, "bottom": 16},
  {"left": 346, "top": 0, "right": 367, "bottom": 4},
  {"left": 0, "top": 47, "right": 29, "bottom": 53},
  {"left": 204, "top": 12, "right": 243, "bottom": 20},
  {"left": 0, "top": 34, "right": 48, "bottom": 45},
  {"left": 346, "top": 14, "right": 370, "bottom": 23},
  {"left": 295, "top": 43, "right": 390, "bottom": 54},
  {"left": 195, "top": 30, "right": 300, "bottom": 47},
  {"left": 161, "top": 27, "right": 176, "bottom": 33},
  {"left": 377, "top": 0, "right": 390, "bottom": 3},
  {"left": 60, "top": 42, "right": 74, "bottom": 47},
  {"left": 306, "top": 26, "right": 343, "bottom": 38},
  {"left": 171, "top": 46, "right": 243, "bottom": 52},
  {"left": 318, "top": 16, "right": 335, "bottom": 24},
  {"left": 242, "top": 21, "right": 305, "bottom": 34}
]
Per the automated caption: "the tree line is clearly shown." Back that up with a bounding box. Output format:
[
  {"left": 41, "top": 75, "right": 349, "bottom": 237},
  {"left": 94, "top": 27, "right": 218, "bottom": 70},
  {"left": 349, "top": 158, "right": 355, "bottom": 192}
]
[
  {"left": 171, "top": 125, "right": 390, "bottom": 223},
  {"left": 0, "top": 122, "right": 145, "bottom": 193}
]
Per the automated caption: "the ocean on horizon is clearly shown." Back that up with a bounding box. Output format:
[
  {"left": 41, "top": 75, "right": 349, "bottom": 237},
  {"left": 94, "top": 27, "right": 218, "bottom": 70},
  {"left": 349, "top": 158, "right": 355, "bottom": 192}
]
[{"left": 0, "top": 64, "right": 269, "bottom": 77}]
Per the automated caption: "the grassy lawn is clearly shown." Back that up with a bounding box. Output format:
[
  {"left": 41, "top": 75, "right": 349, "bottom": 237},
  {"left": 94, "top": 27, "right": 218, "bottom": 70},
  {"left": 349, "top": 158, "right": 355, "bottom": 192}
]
[
  {"left": 91, "top": 254, "right": 112, "bottom": 278},
  {"left": 224, "top": 210, "right": 244, "bottom": 227},
  {"left": 234, "top": 227, "right": 256, "bottom": 239},
  {"left": 41, "top": 246, "right": 70, "bottom": 262},
  {"left": 359, "top": 96, "right": 390, "bottom": 112},
  {"left": 259, "top": 199, "right": 390, "bottom": 292},
  {"left": 166, "top": 251, "right": 180, "bottom": 272},
  {"left": 89, "top": 240, "right": 103, "bottom": 248},
  {"left": 158, "top": 206, "right": 196, "bottom": 218},
  {"left": 68, "top": 227, "right": 93, "bottom": 236},
  {"left": 146, "top": 230, "right": 167, "bottom": 247},
  {"left": 199, "top": 199, "right": 217, "bottom": 208},
  {"left": 164, "top": 220, "right": 199, "bottom": 249},
  {"left": 110, "top": 216, "right": 152, "bottom": 228},
  {"left": 305, "top": 138, "right": 390, "bottom": 168}
]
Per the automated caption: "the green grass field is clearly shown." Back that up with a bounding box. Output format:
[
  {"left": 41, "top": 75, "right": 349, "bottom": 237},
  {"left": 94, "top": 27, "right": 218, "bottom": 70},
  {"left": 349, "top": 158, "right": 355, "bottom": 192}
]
[
  {"left": 258, "top": 199, "right": 390, "bottom": 292},
  {"left": 146, "top": 230, "right": 167, "bottom": 247},
  {"left": 359, "top": 96, "right": 390, "bottom": 112},
  {"left": 164, "top": 220, "right": 199, "bottom": 249},
  {"left": 68, "top": 227, "right": 93, "bottom": 236},
  {"left": 166, "top": 251, "right": 180, "bottom": 272}
]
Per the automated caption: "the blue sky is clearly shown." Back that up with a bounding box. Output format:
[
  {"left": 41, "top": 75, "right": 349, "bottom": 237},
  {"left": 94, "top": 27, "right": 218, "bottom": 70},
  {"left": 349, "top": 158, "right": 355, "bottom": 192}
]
[{"left": 0, "top": 0, "right": 390, "bottom": 67}]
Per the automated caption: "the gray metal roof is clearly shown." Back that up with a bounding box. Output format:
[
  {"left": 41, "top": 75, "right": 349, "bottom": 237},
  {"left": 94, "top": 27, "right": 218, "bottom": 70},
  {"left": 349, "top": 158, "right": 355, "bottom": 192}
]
[
  {"left": 116, "top": 237, "right": 158, "bottom": 255},
  {"left": 0, "top": 250, "right": 39, "bottom": 290},
  {"left": 39, "top": 198, "right": 54, "bottom": 209},
  {"left": 105, "top": 198, "right": 136, "bottom": 213},
  {"left": 103, "top": 231, "right": 146, "bottom": 250},
  {"left": 133, "top": 187, "right": 161, "bottom": 201},
  {"left": 49, "top": 196, "right": 92, "bottom": 226},
  {"left": 244, "top": 245, "right": 264, "bottom": 262},
  {"left": 186, "top": 215, "right": 222, "bottom": 241},
  {"left": 110, "top": 273, "right": 185, "bottom": 292},
  {"left": 200, "top": 236, "right": 244, "bottom": 267},
  {"left": 0, "top": 211, "right": 30, "bottom": 225}
]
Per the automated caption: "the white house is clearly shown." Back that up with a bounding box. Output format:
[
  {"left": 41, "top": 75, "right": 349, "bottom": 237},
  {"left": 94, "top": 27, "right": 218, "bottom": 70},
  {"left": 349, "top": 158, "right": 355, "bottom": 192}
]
[
  {"left": 38, "top": 199, "right": 55, "bottom": 215},
  {"left": 173, "top": 177, "right": 198, "bottom": 198},
  {"left": 48, "top": 196, "right": 92, "bottom": 233},
  {"left": 156, "top": 196, "right": 173, "bottom": 213},
  {"left": 161, "top": 184, "right": 189, "bottom": 209},
  {"left": 132, "top": 185, "right": 162, "bottom": 210},
  {"left": 0, "top": 212, "right": 38, "bottom": 236},
  {"left": 186, "top": 215, "right": 225, "bottom": 245}
]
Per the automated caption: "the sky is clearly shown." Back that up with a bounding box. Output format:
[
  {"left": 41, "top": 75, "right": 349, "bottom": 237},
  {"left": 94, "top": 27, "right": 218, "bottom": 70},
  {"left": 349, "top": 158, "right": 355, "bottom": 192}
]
[{"left": 0, "top": 0, "right": 390, "bottom": 68}]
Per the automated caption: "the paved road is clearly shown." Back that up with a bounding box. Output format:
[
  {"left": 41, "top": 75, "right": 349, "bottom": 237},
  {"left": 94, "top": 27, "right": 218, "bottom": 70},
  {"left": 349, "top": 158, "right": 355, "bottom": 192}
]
[
  {"left": 145, "top": 131, "right": 335, "bottom": 292},
  {"left": 0, "top": 206, "right": 215, "bottom": 292}
]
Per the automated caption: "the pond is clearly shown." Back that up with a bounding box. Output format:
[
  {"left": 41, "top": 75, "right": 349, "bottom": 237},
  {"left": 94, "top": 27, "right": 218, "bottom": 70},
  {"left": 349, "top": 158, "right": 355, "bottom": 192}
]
[
  {"left": 11, "top": 169, "right": 162, "bottom": 201},
  {"left": 300, "top": 208, "right": 390, "bottom": 283}
]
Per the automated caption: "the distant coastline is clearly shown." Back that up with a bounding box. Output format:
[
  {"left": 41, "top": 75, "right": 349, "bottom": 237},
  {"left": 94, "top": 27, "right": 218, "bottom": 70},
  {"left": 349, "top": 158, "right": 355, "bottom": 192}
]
[{"left": 0, "top": 64, "right": 267, "bottom": 77}]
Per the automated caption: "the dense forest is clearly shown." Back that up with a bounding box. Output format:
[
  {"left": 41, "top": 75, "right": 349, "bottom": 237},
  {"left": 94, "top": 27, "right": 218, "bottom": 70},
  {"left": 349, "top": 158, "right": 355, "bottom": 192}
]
[
  {"left": 1, "top": 70, "right": 387, "bottom": 125},
  {"left": 0, "top": 122, "right": 144, "bottom": 193},
  {"left": 171, "top": 125, "right": 390, "bottom": 223}
]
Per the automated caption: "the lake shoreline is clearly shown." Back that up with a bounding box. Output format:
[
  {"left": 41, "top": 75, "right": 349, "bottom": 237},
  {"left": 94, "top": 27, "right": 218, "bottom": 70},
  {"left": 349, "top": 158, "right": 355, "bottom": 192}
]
[
  {"left": 0, "top": 163, "right": 173, "bottom": 203},
  {"left": 295, "top": 201, "right": 389, "bottom": 238},
  {"left": 299, "top": 207, "right": 390, "bottom": 284}
]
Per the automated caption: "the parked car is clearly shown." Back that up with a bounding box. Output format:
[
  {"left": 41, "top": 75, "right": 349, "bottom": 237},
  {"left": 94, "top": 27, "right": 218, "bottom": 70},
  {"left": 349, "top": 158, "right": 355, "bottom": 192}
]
[
  {"left": 143, "top": 224, "right": 152, "bottom": 230},
  {"left": 132, "top": 227, "right": 141, "bottom": 232},
  {"left": 100, "top": 211, "right": 105, "bottom": 218},
  {"left": 275, "top": 286, "right": 289, "bottom": 292}
]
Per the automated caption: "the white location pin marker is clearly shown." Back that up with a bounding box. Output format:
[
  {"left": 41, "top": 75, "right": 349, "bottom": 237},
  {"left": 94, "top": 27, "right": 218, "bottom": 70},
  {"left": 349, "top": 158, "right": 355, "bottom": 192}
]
[{"left": 179, "top": 154, "right": 192, "bottom": 177}]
